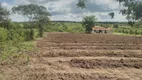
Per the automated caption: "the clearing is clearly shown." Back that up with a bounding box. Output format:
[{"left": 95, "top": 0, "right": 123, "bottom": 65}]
[{"left": 1, "top": 32, "right": 142, "bottom": 80}]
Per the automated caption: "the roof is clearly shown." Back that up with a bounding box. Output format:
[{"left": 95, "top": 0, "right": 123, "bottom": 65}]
[{"left": 92, "top": 26, "right": 112, "bottom": 30}]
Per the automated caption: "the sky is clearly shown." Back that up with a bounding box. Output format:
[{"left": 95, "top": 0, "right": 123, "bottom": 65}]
[{"left": 1, "top": 0, "right": 128, "bottom": 22}]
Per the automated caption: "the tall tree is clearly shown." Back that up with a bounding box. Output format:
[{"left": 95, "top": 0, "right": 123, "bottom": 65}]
[
  {"left": 116, "top": 0, "right": 142, "bottom": 26},
  {"left": 82, "top": 15, "right": 97, "bottom": 33},
  {"left": 35, "top": 6, "right": 51, "bottom": 37},
  {"left": 12, "top": 4, "right": 51, "bottom": 37},
  {"left": 77, "top": 0, "right": 142, "bottom": 25},
  {"left": 0, "top": 3, "right": 10, "bottom": 29}
]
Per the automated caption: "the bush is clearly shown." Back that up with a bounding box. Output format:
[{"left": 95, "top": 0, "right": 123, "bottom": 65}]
[
  {"left": 8, "top": 29, "right": 24, "bottom": 41},
  {"left": 0, "top": 28, "right": 36, "bottom": 62},
  {"left": 134, "top": 20, "right": 142, "bottom": 28},
  {"left": 113, "top": 24, "right": 119, "bottom": 28},
  {"left": 0, "top": 28, "right": 8, "bottom": 42},
  {"left": 44, "top": 22, "right": 85, "bottom": 33},
  {"left": 24, "top": 29, "right": 32, "bottom": 41},
  {"left": 141, "top": 31, "right": 142, "bottom": 35},
  {"left": 129, "top": 29, "right": 133, "bottom": 34},
  {"left": 124, "top": 30, "right": 128, "bottom": 34}
]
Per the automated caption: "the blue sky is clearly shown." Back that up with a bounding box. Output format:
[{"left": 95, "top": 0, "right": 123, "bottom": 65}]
[
  {"left": 2, "top": 0, "right": 13, "bottom": 4},
  {"left": 2, "top": 0, "right": 127, "bottom": 22}
]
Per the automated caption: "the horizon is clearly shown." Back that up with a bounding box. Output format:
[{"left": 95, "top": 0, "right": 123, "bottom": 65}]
[{"left": 12, "top": 20, "right": 128, "bottom": 23}]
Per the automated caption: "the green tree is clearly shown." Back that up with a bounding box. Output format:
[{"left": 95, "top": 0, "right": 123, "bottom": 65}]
[
  {"left": 12, "top": 4, "right": 51, "bottom": 38},
  {"left": 34, "top": 6, "right": 51, "bottom": 37},
  {"left": 12, "top": 4, "right": 37, "bottom": 40},
  {"left": 78, "top": 0, "right": 142, "bottom": 24},
  {"left": 134, "top": 20, "right": 142, "bottom": 28},
  {"left": 119, "top": 0, "right": 142, "bottom": 26},
  {"left": 108, "top": 12, "right": 115, "bottom": 19},
  {"left": 112, "top": 0, "right": 142, "bottom": 26},
  {"left": 82, "top": 15, "right": 97, "bottom": 33},
  {"left": 77, "top": 0, "right": 87, "bottom": 9},
  {"left": 0, "top": 3, "right": 10, "bottom": 29},
  {"left": 113, "top": 24, "right": 119, "bottom": 28}
]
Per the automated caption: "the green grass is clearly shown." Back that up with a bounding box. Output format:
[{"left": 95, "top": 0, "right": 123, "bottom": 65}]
[
  {"left": 113, "top": 32, "right": 142, "bottom": 36},
  {"left": 0, "top": 40, "right": 36, "bottom": 65},
  {"left": 113, "top": 26, "right": 142, "bottom": 36}
]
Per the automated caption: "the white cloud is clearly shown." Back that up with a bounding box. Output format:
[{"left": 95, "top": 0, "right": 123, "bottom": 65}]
[
  {"left": 95, "top": 0, "right": 119, "bottom": 10},
  {"left": 10, "top": 14, "right": 26, "bottom": 22},
  {"left": 3, "top": 0, "right": 127, "bottom": 22},
  {"left": 2, "top": 2, "right": 12, "bottom": 10},
  {"left": 14, "top": 0, "right": 30, "bottom": 5},
  {"left": 2, "top": 2, "right": 8, "bottom": 7}
]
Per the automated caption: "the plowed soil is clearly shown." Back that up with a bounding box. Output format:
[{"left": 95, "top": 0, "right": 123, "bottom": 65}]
[{"left": 2, "top": 32, "right": 142, "bottom": 80}]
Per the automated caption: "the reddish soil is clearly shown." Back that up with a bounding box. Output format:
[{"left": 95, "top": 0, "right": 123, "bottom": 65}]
[
  {"left": 1, "top": 32, "right": 142, "bottom": 80},
  {"left": 31, "top": 32, "right": 142, "bottom": 80}
]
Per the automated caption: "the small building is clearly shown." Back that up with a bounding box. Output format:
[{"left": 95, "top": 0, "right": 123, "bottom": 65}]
[{"left": 92, "top": 26, "right": 112, "bottom": 34}]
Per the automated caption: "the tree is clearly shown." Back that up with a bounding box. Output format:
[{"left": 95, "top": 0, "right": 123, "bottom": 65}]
[
  {"left": 34, "top": 6, "right": 51, "bottom": 37},
  {"left": 82, "top": 15, "right": 97, "bottom": 33},
  {"left": 134, "top": 20, "right": 142, "bottom": 28},
  {"left": 12, "top": 4, "right": 51, "bottom": 38},
  {"left": 113, "top": 24, "right": 119, "bottom": 28},
  {"left": 77, "top": 0, "right": 142, "bottom": 25},
  {"left": 12, "top": 4, "right": 37, "bottom": 40},
  {"left": 117, "top": 0, "right": 142, "bottom": 26},
  {"left": 77, "top": 0, "right": 87, "bottom": 9},
  {"left": 0, "top": 3, "right": 10, "bottom": 29},
  {"left": 108, "top": 12, "right": 115, "bottom": 19}
]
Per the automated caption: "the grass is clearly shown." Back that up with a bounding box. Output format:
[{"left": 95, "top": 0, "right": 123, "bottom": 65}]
[
  {"left": 0, "top": 33, "right": 39, "bottom": 80},
  {"left": 0, "top": 41, "right": 36, "bottom": 80},
  {"left": 113, "top": 32, "right": 142, "bottom": 36},
  {"left": 22, "top": 41, "right": 36, "bottom": 52},
  {"left": 0, "top": 40, "right": 36, "bottom": 66}
]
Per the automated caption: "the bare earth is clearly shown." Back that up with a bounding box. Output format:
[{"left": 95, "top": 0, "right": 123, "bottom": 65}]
[{"left": 1, "top": 32, "right": 142, "bottom": 80}]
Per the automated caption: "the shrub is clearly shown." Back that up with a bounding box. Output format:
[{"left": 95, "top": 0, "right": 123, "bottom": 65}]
[
  {"left": 129, "top": 29, "right": 133, "bottom": 34},
  {"left": 113, "top": 24, "right": 119, "bottom": 28},
  {"left": 0, "top": 28, "right": 8, "bottom": 42}
]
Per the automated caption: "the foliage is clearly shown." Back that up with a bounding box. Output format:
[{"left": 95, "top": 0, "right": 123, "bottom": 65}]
[
  {"left": 33, "top": 5, "right": 51, "bottom": 37},
  {"left": 0, "top": 4, "right": 10, "bottom": 23},
  {"left": 0, "top": 4, "right": 10, "bottom": 29},
  {"left": 77, "top": 0, "right": 87, "bottom": 9},
  {"left": 77, "top": 0, "right": 142, "bottom": 26},
  {"left": 108, "top": 12, "right": 115, "bottom": 19},
  {"left": 0, "top": 40, "right": 35, "bottom": 64},
  {"left": 114, "top": 26, "right": 142, "bottom": 35},
  {"left": 113, "top": 24, "right": 119, "bottom": 28},
  {"left": 45, "top": 22, "right": 85, "bottom": 33},
  {"left": 0, "top": 4, "right": 41, "bottom": 68},
  {"left": 12, "top": 4, "right": 51, "bottom": 37},
  {"left": 117, "top": 0, "right": 142, "bottom": 20},
  {"left": 116, "top": 0, "right": 142, "bottom": 27},
  {"left": 82, "top": 15, "right": 97, "bottom": 33},
  {"left": 0, "top": 28, "right": 8, "bottom": 42},
  {"left": 134, "top": 20, "right": 142, "bottom": 28},
  {"left": 0, "top": 24, "right": 38, "bottom": 63}
]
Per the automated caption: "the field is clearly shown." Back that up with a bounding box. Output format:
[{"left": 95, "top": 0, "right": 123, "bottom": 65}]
[
  {"left": 1, "top": 1, "right": 142, "bottom": 80},
  {"left": 1, "top": 32, "right": 142, "bottom": 80},
  {"left": 30, "top": 32, "right": 142, "bottom": 80}
]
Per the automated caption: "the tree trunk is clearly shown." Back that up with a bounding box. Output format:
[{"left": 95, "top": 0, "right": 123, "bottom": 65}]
[{"left": 39, "top": 23, "right": 43, "bottom": 37}]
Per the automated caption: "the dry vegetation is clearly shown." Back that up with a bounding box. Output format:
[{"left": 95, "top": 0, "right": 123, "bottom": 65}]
[{"left": 1, "top": 32, "right": 142, "bottom": 80}]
